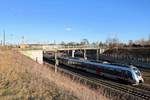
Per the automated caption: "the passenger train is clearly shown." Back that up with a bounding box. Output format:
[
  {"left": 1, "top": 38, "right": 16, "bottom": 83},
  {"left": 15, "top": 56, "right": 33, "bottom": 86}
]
[{"left": 58, "top": 57, "right": 144, "bottom": 85}]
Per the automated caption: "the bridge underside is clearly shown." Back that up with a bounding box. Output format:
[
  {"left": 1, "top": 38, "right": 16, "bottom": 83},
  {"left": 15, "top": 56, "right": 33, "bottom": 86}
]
[{"left": 44, "top": 48, "right": 106, "bottom": 61}]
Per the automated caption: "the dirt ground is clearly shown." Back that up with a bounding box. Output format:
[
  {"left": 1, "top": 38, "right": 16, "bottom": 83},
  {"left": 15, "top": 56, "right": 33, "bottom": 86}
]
[{"left": 140, "top": 69, "right": 150, "bottom": 85}]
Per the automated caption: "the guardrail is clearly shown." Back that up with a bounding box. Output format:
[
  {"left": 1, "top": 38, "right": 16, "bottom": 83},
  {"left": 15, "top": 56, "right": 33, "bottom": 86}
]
[{"left": 43, "top": 45, "right": 107, "bottom": 51}]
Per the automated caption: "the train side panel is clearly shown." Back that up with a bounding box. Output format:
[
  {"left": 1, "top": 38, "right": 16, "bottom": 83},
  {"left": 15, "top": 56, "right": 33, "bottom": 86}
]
[{"left": 58, "top": 57, "right": 143, "bottom": 85}]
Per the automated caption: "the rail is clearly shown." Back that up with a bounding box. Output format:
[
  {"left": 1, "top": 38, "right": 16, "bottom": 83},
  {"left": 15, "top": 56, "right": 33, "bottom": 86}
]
[{"left": 54, "top": 65, "right": 150, "bottom": 100}]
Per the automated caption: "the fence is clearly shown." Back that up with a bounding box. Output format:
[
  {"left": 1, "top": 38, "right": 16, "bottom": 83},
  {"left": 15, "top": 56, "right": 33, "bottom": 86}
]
[{"left": 99, "top": 54, "right": 150, "bottom": 68}]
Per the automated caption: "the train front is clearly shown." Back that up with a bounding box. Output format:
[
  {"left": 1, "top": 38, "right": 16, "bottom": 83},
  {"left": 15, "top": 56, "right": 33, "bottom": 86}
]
[{"left": 131, "top": 66, "right": 144, "bottom": 85}]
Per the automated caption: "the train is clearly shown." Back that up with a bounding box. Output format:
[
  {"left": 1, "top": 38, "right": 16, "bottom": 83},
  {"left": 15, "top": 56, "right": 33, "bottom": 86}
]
[{"left": 58, "top": 57, "right": 144, "bottom": 85}]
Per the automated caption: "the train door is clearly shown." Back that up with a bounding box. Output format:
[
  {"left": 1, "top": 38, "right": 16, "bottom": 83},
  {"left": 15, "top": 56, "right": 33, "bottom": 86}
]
[
  {"left": 123, "top": 70, "right": 133, "bottom": 83},
  {"left": 121, "top": 70, "right": 127, "bottom": 80}
]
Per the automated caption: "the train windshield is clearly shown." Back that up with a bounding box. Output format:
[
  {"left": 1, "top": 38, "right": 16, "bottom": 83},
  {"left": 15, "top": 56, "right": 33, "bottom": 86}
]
[{"left": 133, "top": 68, "right": 141, "bottom": 76}]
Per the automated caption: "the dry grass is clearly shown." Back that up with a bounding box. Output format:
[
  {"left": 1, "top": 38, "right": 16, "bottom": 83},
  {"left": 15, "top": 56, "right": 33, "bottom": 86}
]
[
  {"left": 0, "top": 47, "right": 107, "bottom": 100},
  {"left": 43, "top": 64, "right": 108, "bottom": 100}
]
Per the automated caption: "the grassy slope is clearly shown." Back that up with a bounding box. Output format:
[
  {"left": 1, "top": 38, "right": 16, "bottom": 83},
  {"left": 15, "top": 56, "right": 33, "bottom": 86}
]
[
  {"left": 0, "top": 48, "right": 77, "bottom": 100},
  {"left": 0, "top": 48, "right": 107, "bottom": 100}
]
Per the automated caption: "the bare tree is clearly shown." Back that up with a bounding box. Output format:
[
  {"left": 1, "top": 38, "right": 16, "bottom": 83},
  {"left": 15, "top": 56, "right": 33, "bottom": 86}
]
[
  {"left": 80, "top": 39, "right": 89, "bottom": 45},
  {"left": 60, "top": 41, "right": 66, "bottom": 45},
  {"left": 128, "top": 40, "right": 133, "bottom": 47},
  {"left": 67, "top": 42, "right": 77, "bottom": 46},
  {"left": 106, "top": 37, "right": 119, "bottom": 48}
]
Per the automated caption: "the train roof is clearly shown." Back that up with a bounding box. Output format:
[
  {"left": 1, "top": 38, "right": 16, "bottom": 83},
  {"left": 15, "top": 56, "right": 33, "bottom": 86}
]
[
  {"left": 66, "top": 58, "right": 134, "bottom": 70},
  {"left": 85, "top": 61, "right": 131, "bottom": 70}
]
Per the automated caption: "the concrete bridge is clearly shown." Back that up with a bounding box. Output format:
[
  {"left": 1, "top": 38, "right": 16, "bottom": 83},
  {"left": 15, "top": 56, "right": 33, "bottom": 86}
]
[
  {"left": 20, "top": 49, "right": 43, "bottom": 64},
  {"left": 42, "top": 45, "right": 108, "bottom": 60},
  {"left": 43, "top": 45, "right": 107, "bottom": 51},
  {"left": 19, "top": 44, "right": 108, "bottom": 64}
]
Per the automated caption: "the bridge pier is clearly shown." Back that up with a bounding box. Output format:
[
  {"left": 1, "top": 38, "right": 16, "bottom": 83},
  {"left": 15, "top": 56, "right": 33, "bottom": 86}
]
[
  {"left": 84, "top": 49, "right": 87, "bottom": 60},
  {"left": 100, "top": 49, "right": 105, "bottom": 54},
  {"left": 20, "top": 50, "right": 43, "bottom": 64},
  {"left": 72, "top": 50, "right": 75, "bottom": 58},
  {"left": 96, "top": 49, "right": 99, "bottom": 61},
  {"left": 68, "top": 50, "right": 70, "bottom": 55}
]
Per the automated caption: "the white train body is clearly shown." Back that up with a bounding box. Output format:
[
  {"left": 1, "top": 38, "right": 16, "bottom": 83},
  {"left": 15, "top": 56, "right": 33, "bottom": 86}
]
[{"left": 58, "top": 57, "right": 144, "bottom": 85}]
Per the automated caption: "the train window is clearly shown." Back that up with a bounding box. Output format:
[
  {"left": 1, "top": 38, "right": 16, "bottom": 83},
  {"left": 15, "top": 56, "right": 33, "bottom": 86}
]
[
  {"left": 122, "top": 71, "right": 127, "bottom": 78},
  {"left": 112, "top": 69, "right": 122, "bottom": 76},
  {"left": 133, "top": 68, "right": 138, "bottom": 71},
  {"left": 103, "top": 68, "right": 113, "bottom": 75},
  {"left": 133, "top": 68, "right": 141, "bottom": 76},
  {"left": 83, "top": 63, "right": 91, "bottom": 68},
  {"left": 126, "top": 71, "right": 133, "bottom": 79},
  {"left": 135, "top": 71, "right": 141, "bottom": 76},
  {"left": 88, "top": 64, "right": 97, "bottom": 70}
]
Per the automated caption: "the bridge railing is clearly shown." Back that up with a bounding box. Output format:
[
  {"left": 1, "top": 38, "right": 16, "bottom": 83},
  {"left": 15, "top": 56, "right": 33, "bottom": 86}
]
[
  {"left": 59, "top": 45, "right": 100, "bottom": 49},
  {"left": 43, "top": 45, "right": 106, "bottom": 50}
]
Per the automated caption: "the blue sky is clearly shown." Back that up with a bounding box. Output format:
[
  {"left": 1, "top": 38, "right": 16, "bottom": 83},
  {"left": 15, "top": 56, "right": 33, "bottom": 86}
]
[{"left": 0, "top": 0, "right": 150, "bottom": 44}]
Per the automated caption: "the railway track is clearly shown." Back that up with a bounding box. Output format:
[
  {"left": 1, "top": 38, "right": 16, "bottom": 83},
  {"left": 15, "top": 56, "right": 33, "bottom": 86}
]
[
  {"left": 134, "top": 84, "right": 150, "bottom": 93},
  {"left": 43, "top": 57, "right": 150, "bottom": 100},
  {"left": 90, "top": 59, "right": 150, "bottom": 93},
  {"left": 90, "top": 77, "right": 150, "bottom": 100},
  {"left": 57, "top": 66, "right": 150, "bottom": 100}
]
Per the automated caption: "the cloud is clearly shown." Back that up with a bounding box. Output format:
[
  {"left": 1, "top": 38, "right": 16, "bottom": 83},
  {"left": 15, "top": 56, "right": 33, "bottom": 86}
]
[{"left": 65, "top": 27, "right": 72, "bottom": 32}]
